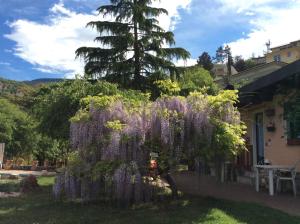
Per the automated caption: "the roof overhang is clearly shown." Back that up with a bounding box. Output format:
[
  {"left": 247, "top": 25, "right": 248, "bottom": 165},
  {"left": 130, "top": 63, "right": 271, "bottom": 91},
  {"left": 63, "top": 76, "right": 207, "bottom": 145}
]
[{"left": 238, "top": 60, "right": 300, "bottom": 107}]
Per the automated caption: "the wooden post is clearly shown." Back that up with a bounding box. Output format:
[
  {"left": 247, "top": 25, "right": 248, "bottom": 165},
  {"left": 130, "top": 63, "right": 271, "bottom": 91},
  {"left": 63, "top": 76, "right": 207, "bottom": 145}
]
[
  {"left": 0, "top": 143, "right": 4, "bottom": 168},
  {"left": 255, "top": 167, "right": 259, "bottom": 192},
  {"left": 268, "top": 169, "right": 274, "bottom": 196}
]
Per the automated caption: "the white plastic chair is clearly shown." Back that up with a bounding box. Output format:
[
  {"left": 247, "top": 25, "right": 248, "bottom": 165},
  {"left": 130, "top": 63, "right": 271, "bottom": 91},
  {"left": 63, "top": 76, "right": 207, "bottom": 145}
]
[{"left": 276, "top": 161, "right": 300, "bottom": 197}]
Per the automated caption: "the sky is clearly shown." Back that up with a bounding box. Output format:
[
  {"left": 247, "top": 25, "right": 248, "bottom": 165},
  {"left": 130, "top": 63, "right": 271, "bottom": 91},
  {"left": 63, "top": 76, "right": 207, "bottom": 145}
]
[{"left": 1, "top": 0, "right": 300, "bottom": 81}]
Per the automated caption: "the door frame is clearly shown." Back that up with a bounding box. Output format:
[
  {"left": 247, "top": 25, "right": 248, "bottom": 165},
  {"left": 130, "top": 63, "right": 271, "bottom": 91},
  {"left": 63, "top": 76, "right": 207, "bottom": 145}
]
[{"left": 252, "top": 112, "right": 265, "bottom": 165}]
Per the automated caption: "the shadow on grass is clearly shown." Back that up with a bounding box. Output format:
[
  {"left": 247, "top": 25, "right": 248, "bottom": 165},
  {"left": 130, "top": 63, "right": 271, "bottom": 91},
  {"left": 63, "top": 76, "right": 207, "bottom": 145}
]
[
  {"left": 0, "top": 180, "right": 299, "bottom": 224},
  {"left": 0, "top": 179, "right": 20, "bottom": 192}
]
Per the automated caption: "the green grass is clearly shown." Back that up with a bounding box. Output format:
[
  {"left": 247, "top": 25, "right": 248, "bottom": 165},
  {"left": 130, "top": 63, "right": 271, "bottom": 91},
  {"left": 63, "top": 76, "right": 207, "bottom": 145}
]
[
  {"left": 0, "top": 177, "right": 299, "bottom": 224},
  {"left": 0, "top": 179, "right": 20, "bottom": 192}
]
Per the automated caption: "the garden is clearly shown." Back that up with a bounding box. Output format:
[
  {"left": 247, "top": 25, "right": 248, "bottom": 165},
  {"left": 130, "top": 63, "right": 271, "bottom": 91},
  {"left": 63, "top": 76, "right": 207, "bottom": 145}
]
[
  {"left": 1, "top": 177, "right": 300, "bottom": 224},
  {"left": 1, "top": 0, "right": 300, "bottom": 223}
]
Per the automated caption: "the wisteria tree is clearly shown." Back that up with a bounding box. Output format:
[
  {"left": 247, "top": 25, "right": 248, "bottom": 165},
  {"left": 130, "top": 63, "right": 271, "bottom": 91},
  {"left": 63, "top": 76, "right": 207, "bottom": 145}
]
[{"left": 54, "top": 90, "right": 245, "bottom": 205}]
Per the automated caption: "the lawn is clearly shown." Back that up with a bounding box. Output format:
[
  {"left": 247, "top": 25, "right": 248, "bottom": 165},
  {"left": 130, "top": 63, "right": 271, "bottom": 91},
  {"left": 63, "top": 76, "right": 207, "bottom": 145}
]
[{"left": 0, "top": 177, "right": 299, "bottom": 224}]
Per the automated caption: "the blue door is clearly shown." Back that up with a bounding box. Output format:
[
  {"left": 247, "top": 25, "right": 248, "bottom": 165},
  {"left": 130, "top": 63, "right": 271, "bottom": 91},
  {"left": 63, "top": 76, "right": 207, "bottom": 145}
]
[{"left": 255, "top": 113, "right": 264, "bottom": 164}]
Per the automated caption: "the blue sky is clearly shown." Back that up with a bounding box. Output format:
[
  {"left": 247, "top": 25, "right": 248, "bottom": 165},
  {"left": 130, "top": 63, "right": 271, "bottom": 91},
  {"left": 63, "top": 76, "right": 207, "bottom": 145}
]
[{"left": 1, "top": 0, "right": 300, "bottom": 81}]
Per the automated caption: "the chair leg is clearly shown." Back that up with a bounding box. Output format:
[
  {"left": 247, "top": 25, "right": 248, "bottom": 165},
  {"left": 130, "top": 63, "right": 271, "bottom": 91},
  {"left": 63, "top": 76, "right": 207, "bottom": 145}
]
[
  {"left": 276, "top": 178, "right": 280, "bottom": 193},
  {"left": 292, "top": 179, "right": 297, "bottom": 197}
]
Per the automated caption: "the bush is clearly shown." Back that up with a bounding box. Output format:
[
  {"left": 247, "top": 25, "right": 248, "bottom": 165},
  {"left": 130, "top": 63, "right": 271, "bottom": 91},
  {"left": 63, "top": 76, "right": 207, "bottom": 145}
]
[{"left": 20, "top": 175, "right": 39, "bottom": 193}]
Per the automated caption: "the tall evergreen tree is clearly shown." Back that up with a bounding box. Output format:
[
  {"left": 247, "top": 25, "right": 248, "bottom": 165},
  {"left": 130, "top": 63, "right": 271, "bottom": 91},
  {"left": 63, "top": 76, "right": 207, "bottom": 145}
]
[
  {"left": 76, "top": 0, "right": 190, "bottom": 88},
  {"left": 197, "top": 52, "right": 213, "bottom": 71},
  {"left": 214, "top": 45, "right": 233, "bottom": 85}
]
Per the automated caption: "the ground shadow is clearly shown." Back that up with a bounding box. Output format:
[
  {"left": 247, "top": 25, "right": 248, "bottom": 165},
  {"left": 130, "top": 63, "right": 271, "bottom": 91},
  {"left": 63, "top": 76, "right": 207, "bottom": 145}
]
[{"left": 0, "top": 184, "right": 299, "bottom": 224}]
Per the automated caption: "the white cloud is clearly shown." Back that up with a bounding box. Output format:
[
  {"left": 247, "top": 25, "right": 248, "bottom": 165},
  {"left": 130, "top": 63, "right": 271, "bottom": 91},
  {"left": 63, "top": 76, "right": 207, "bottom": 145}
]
[
  {"left": 175, "top": 58, "right": 197, "bottom": 67},
  {"left": 153, "top": 0, "right": 191, "bottom": 30},
  {"left": 218, "top": 0, "right": 300, "bottom": 58},
  {"left": 4, "top": 1, "right": 192, "bottom": 77},
  {"left": 216, "top": 0, "right": 283, "bottom": 13},
  {"left": 5, "top": 2, "right": 99, "bottom": 77}
]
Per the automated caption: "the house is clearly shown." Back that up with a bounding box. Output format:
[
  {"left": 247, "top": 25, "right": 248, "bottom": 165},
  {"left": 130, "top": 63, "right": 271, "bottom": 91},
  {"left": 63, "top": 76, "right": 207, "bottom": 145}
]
[
  {"left": 211, "top": 64, "right": 238, "bottom": 78},
  {"left": 238, "top": 60, "right": 300, "bottom": 171},
  {"left": 216, "top": 61, "right": 287, "bottom": 88},
  {"left": 252, "top": 56, "right": 266, "bottom": 65},
  {"left": 216, "top": 40, "right": 300, "bottom": 89},
  {"left": 266, "top": 40, "right": 300, "bottom": 64}
]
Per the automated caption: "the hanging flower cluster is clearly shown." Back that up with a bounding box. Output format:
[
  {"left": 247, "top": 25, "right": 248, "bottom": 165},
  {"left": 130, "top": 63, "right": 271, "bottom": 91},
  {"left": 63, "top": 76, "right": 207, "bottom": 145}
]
[{"left": 54, "top": 90, "right": 245, "bottom": 204}]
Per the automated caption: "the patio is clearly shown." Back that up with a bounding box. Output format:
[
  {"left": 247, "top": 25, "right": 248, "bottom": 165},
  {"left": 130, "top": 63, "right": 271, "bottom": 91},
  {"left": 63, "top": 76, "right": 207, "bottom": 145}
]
[{"left": 173, "top": 171, "right": 300, "bottom": 216}]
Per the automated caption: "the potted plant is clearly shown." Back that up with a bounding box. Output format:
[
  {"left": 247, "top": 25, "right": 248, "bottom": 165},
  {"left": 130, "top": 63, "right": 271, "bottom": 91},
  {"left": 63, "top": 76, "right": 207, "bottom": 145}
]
[{"left": 266, "top": 122, "right": 276, "bottom": 132}]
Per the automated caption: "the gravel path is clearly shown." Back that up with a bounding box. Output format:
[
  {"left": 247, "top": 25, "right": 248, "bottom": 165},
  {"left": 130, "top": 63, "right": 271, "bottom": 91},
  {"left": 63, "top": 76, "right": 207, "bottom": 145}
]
[
  {"left": 0, "top": 170, "right": 55, "bottom": 177},
  {"left": 0, "top": 192, "right": 21, "bottom": 198}
]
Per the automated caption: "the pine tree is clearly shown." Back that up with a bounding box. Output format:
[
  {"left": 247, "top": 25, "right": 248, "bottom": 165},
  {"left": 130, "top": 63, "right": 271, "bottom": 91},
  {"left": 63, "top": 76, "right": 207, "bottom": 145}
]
[
  {"left": 76, "top": 0, "right": 190, "bottom": 88},
  {"left": 214, "top": 45, "right": 233, "bottom": 85},
  {"left": 197, "top": 52, "right": 213, "bottom": 71}
]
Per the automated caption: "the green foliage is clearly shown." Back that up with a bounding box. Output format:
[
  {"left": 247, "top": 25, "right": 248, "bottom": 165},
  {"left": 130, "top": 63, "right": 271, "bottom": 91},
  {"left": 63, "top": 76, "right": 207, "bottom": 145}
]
[
  {"left": 0, "top": 78, "right": 34, "bottom": 107},
  {"left": 69, "top": 109, "right": 90, "bottom": 123},
  {"left": 33, "top": 79, "right": 119, "bottom": 140},
  {"left": 0, "top": 98, "right": 38, "bottom": 157},
  {"left": 208, "top": 90, "right": 246, "bottom": 156},
  {"left": 233, "top": 56, "right": 246, "bottom": 72},
  {"left": 155, "top": 79, "right": 181, "bottom": 96},
  {"left": 284, "top": 92, "right": 300, "bottom": 139},
  {"left": 34, "top": 135, "right": 61, "bottom": 162},
  {"left": 76, "top": 0, "right": 190, "bottom": 89},
  {"left": 66, "top": 151, "right": 83, "bottom": 174},
  {"left": 207, "top": 90, "right": 239, "bottom": 107},
  {"left": 71, "top": 89, "right": 151, "bottom": 124},
  {"left": 105, "top": 120, "right": 126, "bottom": 131},
  {"left": 197, "top": 52, "right": 213, "bottom": 71},
  {"left": 120, "top": 90, "right": 151, "bottom": 106},
  {"left": 245, "top": 58, "right": 258, "bottom": 69},
  {"left": 179, "top": 66, "right": 218, "bottom": 96},
  {"left": 92, "top": 160, "right": 122, "bottom": 180},
  {"left": 80, "top": 94, "right": 121, "bottom": 109},
  {"left": 212, "top": 121, "right": 246, "bottom": 156}
]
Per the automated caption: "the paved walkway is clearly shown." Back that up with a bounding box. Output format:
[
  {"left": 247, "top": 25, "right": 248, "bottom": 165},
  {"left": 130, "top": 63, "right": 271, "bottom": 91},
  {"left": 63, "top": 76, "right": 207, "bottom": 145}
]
[
  {"left": 172, "top": 171, "right": 300, "bottom": 216},
  {"left": 0, "top": 169, "right": 56, "bottom": 177}
]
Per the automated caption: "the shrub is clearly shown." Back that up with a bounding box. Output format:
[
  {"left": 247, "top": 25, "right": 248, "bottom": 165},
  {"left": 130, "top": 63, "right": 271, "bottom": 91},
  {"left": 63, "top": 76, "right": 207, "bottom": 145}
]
[{"left": 20, "top": 175, "right": 39, "bottom": 193}]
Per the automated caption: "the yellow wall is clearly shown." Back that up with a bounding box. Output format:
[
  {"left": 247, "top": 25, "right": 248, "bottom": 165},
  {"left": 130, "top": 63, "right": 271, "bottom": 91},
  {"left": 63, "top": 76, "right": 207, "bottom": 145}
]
[
  {"left": 241, "top": 94, "right": 300, "bottom": 167},
  {"left": 266, "top": 46, "right": 300, "bottom": 64}
]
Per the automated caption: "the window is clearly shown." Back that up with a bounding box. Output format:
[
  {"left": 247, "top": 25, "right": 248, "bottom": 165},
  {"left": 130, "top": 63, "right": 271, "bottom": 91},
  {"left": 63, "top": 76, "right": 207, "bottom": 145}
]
[
  {"left": 284, "top": 95, "right": 300, "bottom": 145},
  {"left": 274, "top": 55, "right": 281, "bottom": 62},
  {"left": 287, "top": 51, "right": 292, "bottom": 57}
]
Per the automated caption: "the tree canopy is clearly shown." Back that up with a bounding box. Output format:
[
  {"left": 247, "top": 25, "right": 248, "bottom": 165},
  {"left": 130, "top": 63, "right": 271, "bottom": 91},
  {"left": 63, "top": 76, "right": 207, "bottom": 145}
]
[
  {"left": 197, "top": 52, "right": 213, "bottom": 71},
  {"left": 0, "top": 98, "right": 37, "bottom": 157},
  {"left": 179, "top": 66, "right": 218, "bottom": 95},
  {"left": 76, "top": 0, "right": 190, "bottom": 89},
  {"left": 32, "top": 79, "right": 119, "bottom": 141}
]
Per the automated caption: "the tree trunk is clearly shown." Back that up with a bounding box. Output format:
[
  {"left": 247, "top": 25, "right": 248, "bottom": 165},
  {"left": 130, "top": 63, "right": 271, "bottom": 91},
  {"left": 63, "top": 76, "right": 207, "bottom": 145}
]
[
  {"left": 215, "top": 155, "right": 225, "bottom": 183},
  {"left": 133, "top": 0, "right": 141, "bottom": 88},
  {"left": 163, "top": 172, "right": 178, "bottom": 199}
]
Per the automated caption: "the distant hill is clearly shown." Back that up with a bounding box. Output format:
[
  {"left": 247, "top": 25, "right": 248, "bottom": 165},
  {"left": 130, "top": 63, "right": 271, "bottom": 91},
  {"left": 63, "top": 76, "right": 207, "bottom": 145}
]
[
  {"left": 0, "top": 77, "right": 65, "bottom": 100},
  {"left": 0, "top": 77, "right": 67, "bottom": 107},
  {"left": 0, "top": 77, "right": 31, "bottom": 97},
  {"left": 23, "top": 78, "right": 65, "bottom": 86}
]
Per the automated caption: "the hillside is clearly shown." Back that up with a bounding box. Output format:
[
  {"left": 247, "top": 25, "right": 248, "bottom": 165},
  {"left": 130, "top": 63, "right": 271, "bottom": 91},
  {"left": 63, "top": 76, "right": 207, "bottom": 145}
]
[
  {"left": 0, "top": 77, "right": 66, "bottom": 97},
  {"left": 23, "top": 78, "right": 64, "bottom": 86},
  {"left": 0, "top": 77, "right": 32, "bottom": 98}
]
